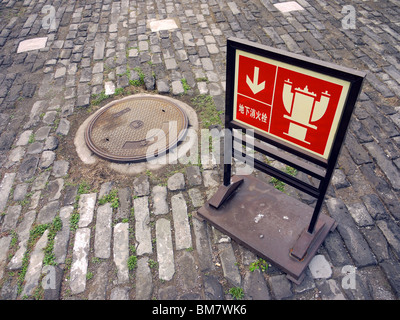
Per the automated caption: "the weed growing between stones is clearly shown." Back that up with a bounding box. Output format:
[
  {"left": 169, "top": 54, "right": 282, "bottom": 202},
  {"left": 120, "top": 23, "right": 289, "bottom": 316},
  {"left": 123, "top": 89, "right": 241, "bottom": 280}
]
[
  {"left": 229, "top": 287, "right": 244, "bottom": 300},
  {"left": 98, "top": 189, "right": 119, "bottom": 209},
  {"left": 269, "top": 166, "right": 298, "bottom": 193},
  {"left": 43, "top": 216, "right": 63, "bottom": 266},
  {"left": 15, "top": 216, "right": 63, "bottom": 297},
  {"left": 249, "top": 258, "right": 269, "bottom": 273},
  {"left": 69, "top": 213, "right": 80, "bottom": 231},
  {"left": 191, "top": 94, "right": 223, "bottom": 128},
  {"left": 127, "top": 255, "right": 138, "bottom": 271},
  {"left": 17, "top": 224, "right": 48, "bottom": 296}
]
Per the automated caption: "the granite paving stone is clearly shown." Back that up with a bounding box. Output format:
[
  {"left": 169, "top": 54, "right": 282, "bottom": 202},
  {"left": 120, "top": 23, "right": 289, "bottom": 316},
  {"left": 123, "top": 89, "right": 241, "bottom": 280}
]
[
  {"left": 308, "top": 255, "right": 332, "bottom": 279},
  {"left": 113, "top": 222, "right": 129, "bottom": 284},
  {"left": 39, "top": 151, "right": 56, "bottom": 169},
  {"left": 21, "top": 230, "right": 49, "bottom": 297},
  {"left": 52, "top": 160, "right": 69, "bottom": 178},
  {"left": 218, "top": 242, "right": 241, "bottom": 287},
  {"left": 151, "top": 185, "right": 168, "bottom": 215},
  {"left": 243, "top": 269, "right": 271, "bottom": 300},
  {"left": 186, "top": 166, "right": 202, "bottom": 186},
  {"left": 28, "top": 191, "right": 41, "bottom": 210},
  {"left": 156, "top": 218, "right": 175, "bottom": 281},
  {"left": 175, "top": 251, "right": 199, "bottom": 293},
  {"left": 47, "top": 178, "right": 64, "bottom": 201},
  {"left": 17, "top": 37, "right": 47, "bottom": 53},
  {"left": 135, "top": 257, "right": 153, "bottom": 299},
  {"left": 167, "top": 172, "right": 185, "bottom": 191},
  {"left": 56, "top": 118, "right": 70, "bottom": 136},
  {"left": 32, "top": 171, "right": 51, "bottom": 191},
  {"left": 87, "top": 262, "right": 109, "bottom": 300},
  {"left": 347, "top": 202, "right": 374, "bottom": 227},
  {"left": 171, "top": 193, "right": 192, "bottom": 250},
  {"left": 0, "top": 237, "right": 11, "bottom": 281},
  {"left": 188, "top": 188, "right": 204, "bottom": 208},
  {"left": 269, "top": 274, "right": 293, "bottom": 300},
  {"left": 116, "top": 187, "right": 131, "bottom": 220},
  {"left": 365, "top": 141, "right": 400, "bottom": 190},
  {"left": 7, "top": 210, "right": 36, "bottom": 270},
  {"left": 5, "top": 147, "right": 25, "bottom": 169},
  {"left": 95, "top": 203, "right": 112, "bottom": 259},
  {"left": 327, "top": 198, "right": 377, "bottom": 267},
  {"left": 323, "top": 230, "right": 353, "bottom": 268},
  {"left": 35, "top": 126, "right": 52, "bottom": 140},
  {"left": 93, "top": 40, "right": 105, "bottom": 60},
  {"left": 54, "top": 206, "right": 73, "bottom": 264},
  {"left": 1, "top": 205, "right": 22, "bottom": 232},
  {"left": 0, "top": 173, "right": 16, "bottom": 212},
  {"left": 376, "top": 219, "right": 400, "bottom": 260},
  {"left": 37, "top": 200, "right": 59, "bottom": 225},
  {"left": 171, "top": 80, "right": 184, "bottom": 95},
  {"left": 78, "top": 193, "right": 97, "bottom": 228},
  {"left": 204, "top": 275, "right": 224, "bottom": 300},
  {"left": 13, "top": 183, "right": 28, "bottom": 202},
  {"left": 16, "top": 130, "right": 33, "bottom": 146},
  {"left": 110, "top": 287, "right": 130, "bottom": 300},
  {"left": 26, "top": 141, "right": 43, "bottom": 155},
  {"left": 70, "top": 228, "right": 90, "bottom": 295},
  {"left": 315, "top": 279, "right": 346, "bottom": 300},
  {"left": 134, "top": 196, "right": 152, "bottom": 255},
  {"left": 361, "top": 227, "right": 391, "bottom": 263},
  {"left": 133, "top": 175, "right": 150, "bottom": 197}
]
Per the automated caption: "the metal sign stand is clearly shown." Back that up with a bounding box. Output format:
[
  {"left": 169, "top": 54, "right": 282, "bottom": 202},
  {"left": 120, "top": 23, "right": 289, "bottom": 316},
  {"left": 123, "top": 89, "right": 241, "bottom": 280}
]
[{"left": 197, "top": 38, "right": 365, "bottom": 284}]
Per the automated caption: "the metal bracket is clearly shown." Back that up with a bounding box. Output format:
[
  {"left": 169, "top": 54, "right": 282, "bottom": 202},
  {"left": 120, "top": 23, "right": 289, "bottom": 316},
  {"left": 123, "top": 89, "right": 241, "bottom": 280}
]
[{"left": 290, "top": 220, "right": 325, "bottom": 261}]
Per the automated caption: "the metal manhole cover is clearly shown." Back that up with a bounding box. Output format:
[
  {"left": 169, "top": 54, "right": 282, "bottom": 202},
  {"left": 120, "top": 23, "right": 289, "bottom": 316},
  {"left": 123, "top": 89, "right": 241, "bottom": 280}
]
[{"left": 84, "top": 96, "right": 189, "bottom": 162}]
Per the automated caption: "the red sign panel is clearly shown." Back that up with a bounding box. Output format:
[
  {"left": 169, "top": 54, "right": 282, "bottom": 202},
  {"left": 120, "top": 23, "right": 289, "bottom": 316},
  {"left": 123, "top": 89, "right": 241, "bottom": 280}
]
[{"left": 234, "top": 51, "right": 350, "bottom": 160}]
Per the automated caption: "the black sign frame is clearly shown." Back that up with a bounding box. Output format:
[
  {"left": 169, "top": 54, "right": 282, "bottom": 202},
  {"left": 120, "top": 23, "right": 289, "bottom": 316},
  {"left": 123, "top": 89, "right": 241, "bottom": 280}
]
[{"left": 223, "top": 37, "right": 366, "bottom": 234}]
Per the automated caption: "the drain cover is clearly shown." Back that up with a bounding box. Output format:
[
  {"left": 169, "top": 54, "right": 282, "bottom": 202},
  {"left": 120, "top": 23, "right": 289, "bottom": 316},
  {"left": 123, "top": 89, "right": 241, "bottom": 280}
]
[{"left": 84, "top": 96, "right": 189, "bottom": 162}]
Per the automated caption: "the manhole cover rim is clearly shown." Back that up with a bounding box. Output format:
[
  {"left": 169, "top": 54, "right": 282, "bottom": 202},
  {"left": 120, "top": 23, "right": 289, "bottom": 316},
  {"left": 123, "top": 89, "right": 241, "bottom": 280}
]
[{"left": 84, "top": 95, "right": 189, "bottom": 162}]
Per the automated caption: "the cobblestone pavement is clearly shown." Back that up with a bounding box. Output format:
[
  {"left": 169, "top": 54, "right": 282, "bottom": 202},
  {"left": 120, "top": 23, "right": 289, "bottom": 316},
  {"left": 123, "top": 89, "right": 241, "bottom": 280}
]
[{"left": 1, "top": 0, "right": 400, "bottom": 300}]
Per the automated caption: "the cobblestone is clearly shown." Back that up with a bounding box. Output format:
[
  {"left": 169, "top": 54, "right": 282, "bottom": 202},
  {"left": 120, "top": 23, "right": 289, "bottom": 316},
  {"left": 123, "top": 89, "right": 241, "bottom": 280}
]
[
  {"left": 37, "top": 200, "right": 59, "bottom": 225},
  {"left": 167, "top": 172, "right": 185, "bottom": 191},
  {"left": 70, "top": 228, "right": 90, "bottom": 295},
  {"left": 21, "top": 230, "right": 48, "bottom": 297},
  {"left": 171, "top": 193, "right": 192, "bottom": 250},
  {"left": 0, "top": 237, "right": 11, "bottom": 280},
  {"left": 308, "top": 255, "right": 332, "bottom": 279},
  {"left": 327, "top": 198, "right": 377, "bottom": 267},
  {"left": 54, "top": 206, "right": 73, "bottom": 265},
  {"left": 0, "top": 173, "right": 15, "bottom": 212},
  {"left": 134, "top": 196, "right": 152, "bottom": 256},
  {"left": 0, "top": 0, "right": 400, "bottom": 301},
  {"left": 135, "top": 257, "right": 153, "bottom": 300},
  {"left": 94, "top": 203, "right": 112, "bottom": 259},
  {"left": 219, "top": 242, "right": 241, "bottom": 287},
  {"left": 78, "top": 193, "right": 97, "bottom": 228},
  {"left": 151, "top": 185, "right": 168, "bottom": 215},
  {"left": 156, "top": 218, "right": 175, "bottom": 281},
  {"left": 8, "top": 210, "right": 35, "bottom": 270},
  {"left": 113, "top": 222, "right": 129, "bottom": 284}
]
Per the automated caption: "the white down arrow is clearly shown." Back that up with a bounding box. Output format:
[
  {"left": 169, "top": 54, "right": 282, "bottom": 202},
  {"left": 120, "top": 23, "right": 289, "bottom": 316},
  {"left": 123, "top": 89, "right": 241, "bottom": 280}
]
[{"left": 246, "top": 67, "right": 265, "bottom": 95}]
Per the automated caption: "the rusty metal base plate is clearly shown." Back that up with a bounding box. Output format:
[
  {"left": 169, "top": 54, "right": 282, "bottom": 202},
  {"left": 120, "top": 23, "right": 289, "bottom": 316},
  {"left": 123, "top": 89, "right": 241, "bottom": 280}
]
[
  {"left": 85, "top": 95, "right": 188, "bottom": 162},
  {"left": 197, "top": 175, "right": 336, "bottom": 284}
]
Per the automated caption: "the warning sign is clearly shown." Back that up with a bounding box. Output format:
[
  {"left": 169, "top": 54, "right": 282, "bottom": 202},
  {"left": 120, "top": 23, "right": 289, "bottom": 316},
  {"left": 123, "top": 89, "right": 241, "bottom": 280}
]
[{"left": 233, "top": 50, "right": 350, "bottom": 160}]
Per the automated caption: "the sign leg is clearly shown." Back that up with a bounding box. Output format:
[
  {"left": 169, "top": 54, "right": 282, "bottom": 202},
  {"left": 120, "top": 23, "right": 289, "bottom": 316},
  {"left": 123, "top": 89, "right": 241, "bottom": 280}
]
[
  {"left": 223, "top": 128, "right": 233, "bottom": 186},
  {"left": 223, "top": 163, "right": 231, "bottom": 186}
]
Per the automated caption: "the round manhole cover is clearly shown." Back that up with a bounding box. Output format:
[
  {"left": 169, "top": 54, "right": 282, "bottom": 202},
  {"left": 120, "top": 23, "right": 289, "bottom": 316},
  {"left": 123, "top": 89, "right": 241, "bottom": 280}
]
[{"left": 84, "top": 95, "right": 189, "bottom": 162}]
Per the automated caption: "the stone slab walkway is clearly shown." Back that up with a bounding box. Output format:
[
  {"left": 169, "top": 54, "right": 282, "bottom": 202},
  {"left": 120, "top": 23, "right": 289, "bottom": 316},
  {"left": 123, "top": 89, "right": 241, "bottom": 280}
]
[{"left": 0, "top": 0, "right": 400, "bottom": 300}]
